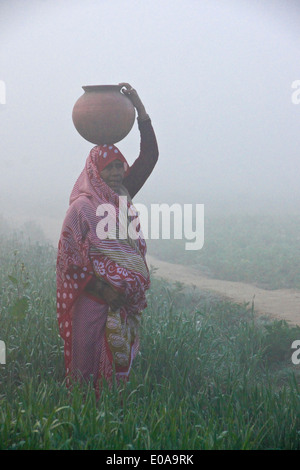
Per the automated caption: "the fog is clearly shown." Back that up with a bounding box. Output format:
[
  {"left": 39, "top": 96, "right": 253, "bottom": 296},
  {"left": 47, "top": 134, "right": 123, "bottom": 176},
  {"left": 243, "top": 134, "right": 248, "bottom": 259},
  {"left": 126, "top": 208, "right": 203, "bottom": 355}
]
[{"left": 1, "top": 0, "right": 300, "bottom": 245}]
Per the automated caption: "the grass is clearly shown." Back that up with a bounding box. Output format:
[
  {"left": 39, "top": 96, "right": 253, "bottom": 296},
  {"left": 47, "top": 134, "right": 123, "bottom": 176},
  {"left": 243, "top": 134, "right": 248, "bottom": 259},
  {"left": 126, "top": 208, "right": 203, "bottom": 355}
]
[
  {"left": 147, "top": 211, "right": 300, "bottom": 290},
  {"left": 0, "top": 224, "right": 300, "bottom": 449}
]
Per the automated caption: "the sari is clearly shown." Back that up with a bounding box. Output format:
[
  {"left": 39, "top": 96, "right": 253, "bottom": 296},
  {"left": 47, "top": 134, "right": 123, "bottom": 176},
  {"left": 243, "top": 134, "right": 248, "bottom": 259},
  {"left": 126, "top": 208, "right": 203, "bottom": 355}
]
[{"left": 56, "top": 145, "right": 150, "bottom": 390}]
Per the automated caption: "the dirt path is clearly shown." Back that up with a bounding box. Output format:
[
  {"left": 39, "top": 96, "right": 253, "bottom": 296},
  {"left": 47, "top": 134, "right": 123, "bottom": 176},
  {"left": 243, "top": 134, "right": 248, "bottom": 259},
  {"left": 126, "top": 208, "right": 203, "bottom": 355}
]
[{"left": 146, "top": 255, "right": 300, "bottom": 326}]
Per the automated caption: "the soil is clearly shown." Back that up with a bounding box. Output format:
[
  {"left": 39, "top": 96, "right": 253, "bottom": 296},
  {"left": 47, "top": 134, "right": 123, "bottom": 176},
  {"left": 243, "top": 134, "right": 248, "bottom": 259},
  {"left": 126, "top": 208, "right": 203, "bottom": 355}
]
[{"left": 147, "top": 255, "right": 300, "bottom": 327}]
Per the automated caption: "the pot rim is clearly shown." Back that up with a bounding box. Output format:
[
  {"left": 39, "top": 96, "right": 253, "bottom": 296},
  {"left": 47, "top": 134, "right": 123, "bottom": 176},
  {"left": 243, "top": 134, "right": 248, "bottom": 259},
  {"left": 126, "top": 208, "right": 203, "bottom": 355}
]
[{"left": 82, "top": 85, "right": 123, "bottom": 92}]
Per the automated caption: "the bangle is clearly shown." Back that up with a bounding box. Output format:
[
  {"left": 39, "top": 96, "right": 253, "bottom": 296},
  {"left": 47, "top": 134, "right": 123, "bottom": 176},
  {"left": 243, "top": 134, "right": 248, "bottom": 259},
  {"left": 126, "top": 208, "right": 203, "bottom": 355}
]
[{"left": 137, "top": 113, "right": 150, "bottom": 122}]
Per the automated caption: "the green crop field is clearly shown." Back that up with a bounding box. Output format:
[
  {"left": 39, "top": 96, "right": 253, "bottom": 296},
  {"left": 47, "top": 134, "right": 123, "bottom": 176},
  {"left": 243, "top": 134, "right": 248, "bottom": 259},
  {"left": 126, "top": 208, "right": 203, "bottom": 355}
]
[
  {"left": 0, "top": 216, "right": 300, "bottom": 450},
  {"left": 147, "top": 211, "right": 300, "bottom": 290}
]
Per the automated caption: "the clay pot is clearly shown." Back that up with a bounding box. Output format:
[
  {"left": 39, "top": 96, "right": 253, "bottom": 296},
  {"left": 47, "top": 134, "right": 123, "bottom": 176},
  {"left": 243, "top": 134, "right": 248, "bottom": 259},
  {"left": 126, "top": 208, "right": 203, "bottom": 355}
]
[{"left": 72, "top": 85, "right": 136, "bottom": 145}]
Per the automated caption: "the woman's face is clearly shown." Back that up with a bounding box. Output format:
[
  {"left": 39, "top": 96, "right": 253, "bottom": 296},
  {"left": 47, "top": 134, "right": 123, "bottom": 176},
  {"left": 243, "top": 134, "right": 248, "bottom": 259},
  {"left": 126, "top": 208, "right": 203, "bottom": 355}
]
[{"left": 100, "top": 159, "right": 125, "bottom": 192}]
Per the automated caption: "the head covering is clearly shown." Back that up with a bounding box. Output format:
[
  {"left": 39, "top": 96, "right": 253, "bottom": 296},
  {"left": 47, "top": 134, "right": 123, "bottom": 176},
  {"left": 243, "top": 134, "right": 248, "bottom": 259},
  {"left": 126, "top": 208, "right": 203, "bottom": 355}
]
[
  {"left": 91, "top": 144, "right": 129, "bottom": 175},
  {"left": 69, "top": 144, "right": 130, "bottom": 206}
]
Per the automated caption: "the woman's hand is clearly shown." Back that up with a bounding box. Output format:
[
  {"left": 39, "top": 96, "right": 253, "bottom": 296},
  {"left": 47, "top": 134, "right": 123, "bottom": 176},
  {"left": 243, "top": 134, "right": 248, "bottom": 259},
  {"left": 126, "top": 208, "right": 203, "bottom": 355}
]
[
  {"left": 101, "top": 283, "right": 127, "bottom": 311},
  {"left": 119, "top": 83, "right": 149, "bottom": 121},
  {"left": 86, "top": 277, "right": 126, "bottom": 311}
]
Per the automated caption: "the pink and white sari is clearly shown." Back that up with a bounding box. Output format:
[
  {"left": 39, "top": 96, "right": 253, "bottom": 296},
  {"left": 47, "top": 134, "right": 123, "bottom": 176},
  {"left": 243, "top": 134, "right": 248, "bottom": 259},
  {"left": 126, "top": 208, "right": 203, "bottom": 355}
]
[{"left": 56, "top": 145, "right": 150, "bottom": 390}]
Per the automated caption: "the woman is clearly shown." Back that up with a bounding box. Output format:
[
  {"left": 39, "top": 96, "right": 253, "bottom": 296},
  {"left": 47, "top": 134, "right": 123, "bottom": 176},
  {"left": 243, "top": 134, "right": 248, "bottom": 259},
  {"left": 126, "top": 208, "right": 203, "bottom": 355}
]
[{"left": 56, "top": 84, "right": 158, "bottom": 391}]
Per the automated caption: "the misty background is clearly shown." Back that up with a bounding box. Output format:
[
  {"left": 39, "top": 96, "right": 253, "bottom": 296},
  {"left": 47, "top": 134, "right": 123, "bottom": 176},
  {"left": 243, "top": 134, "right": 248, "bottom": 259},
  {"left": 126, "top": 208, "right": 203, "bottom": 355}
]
[{"left": 1, "top": 0, "right": 300, "bottom": 246}]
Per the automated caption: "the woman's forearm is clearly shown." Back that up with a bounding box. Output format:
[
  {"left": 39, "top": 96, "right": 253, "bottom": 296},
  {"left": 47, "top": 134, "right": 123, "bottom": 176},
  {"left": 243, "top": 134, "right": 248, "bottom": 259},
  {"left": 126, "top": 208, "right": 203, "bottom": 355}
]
[{"left": 123, "top": 118, "right": 159, "bottom": 198}]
